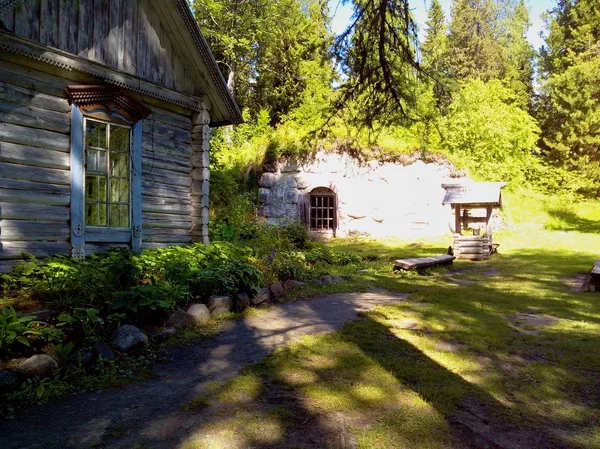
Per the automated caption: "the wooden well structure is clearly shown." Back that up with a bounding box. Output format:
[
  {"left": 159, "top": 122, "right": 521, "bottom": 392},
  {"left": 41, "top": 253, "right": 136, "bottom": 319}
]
[{"left": 442, "top": 182, "right": 506, "bottom": 260}]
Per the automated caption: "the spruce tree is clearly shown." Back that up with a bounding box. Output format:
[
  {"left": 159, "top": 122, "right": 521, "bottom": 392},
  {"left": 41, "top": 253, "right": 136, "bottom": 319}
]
[
  {"left": 447, "top": 0, "right": 503, "bottom": 81},
  {"left": 538, "top": 0, "right": 600, "bottom": 195}
]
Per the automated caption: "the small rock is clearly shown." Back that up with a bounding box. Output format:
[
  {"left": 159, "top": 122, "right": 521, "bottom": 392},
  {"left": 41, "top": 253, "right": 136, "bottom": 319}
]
[
  {"left": 206, "top": 295, "right": 233, "bottom": 313},
  {"left": 210, "top": 306, "right": 231, "bottom": 317},
  {"left": 270, "top": 282, "right": 286, "bottom": 298},
  {"left": 251, "top": 288, "right": 272, "bottom": 305},
  {"left": 263, "top": 162, "right": 278, "bottom": 173},
  {"left": 234, "top": 292, "right": 250, "bottom": 311},
  {"left": 152, "top": 328, "right": 177, "bottom": 341},
  {"left": 0, "top": 370, "right": 20, "bottom": 393},
  {"left": 320, "top": 275, "right": 333, "bottom": 284},
  {"left": 187, "top": 304, "right": 211, "bottom": 324},
  {"left": 112, "top": 325, "right": 149, "bottom": 352},
  {"left": 310, "top": 279, "right": 323, "bottom": 286},
  {"left": 30, "top": 310, "right": 53, "bottom": 322},
  {"left": 19, "top": 354, "right": 58, "bottom": 378},
  {"left": 283, "top": 279, "right": 306, "bottom": 291},
  {"left": 80, "top": 351, "right": 95, "bottom": 367},
  {"left": 168, "top": 310, "right": 196, "bottom": 328},
  {"left": 391, "top": 318, "right": 419, "bottom": 330},
  {"left": 93, "top": 342, "right": 116, "bottom": 361}
]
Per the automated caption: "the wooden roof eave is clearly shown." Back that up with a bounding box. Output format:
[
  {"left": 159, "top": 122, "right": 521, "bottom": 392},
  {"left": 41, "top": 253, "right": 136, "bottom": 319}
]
[
  {"left": 152, "top": 0, "right": 242, "bottom": 127},
  {"left": 0, "top": 31, "right": 210, "bottom": 114}
]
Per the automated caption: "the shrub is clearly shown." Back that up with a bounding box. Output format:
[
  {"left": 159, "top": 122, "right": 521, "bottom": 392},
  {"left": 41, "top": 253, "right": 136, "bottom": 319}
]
[{"left": 0, "top": 307, "right": 44, "bottom": 354}]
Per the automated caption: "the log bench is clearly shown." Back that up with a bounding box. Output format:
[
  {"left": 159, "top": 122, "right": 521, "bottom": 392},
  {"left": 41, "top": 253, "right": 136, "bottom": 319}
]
[
  {"left": 590, "top": 261, "right": 600, "bottom": 292},
  {"left": 393, "top": 255, "right": 456, "bottom": 272}
]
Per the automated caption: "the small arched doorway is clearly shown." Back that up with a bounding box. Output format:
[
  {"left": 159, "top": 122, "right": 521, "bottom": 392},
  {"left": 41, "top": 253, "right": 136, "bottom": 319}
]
[{"left": 309, "top": 187, "right": 337, "bottom": 234}]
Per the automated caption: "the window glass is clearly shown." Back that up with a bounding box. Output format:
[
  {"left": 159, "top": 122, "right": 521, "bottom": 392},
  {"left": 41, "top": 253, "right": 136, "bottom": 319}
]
[{"left": 84, "top": 119, "right": 131, "bottom": 228}]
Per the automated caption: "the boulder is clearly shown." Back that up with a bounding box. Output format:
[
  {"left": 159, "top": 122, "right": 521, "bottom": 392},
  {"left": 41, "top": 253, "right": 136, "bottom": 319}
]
[
  {"left": 168, "top": 310, "right": 196, "bottom": 328},
  {"left": 330, "top": 275, "right": 342, "bottom": 284},
  {"left": 263, "top": 162, "right": 278, "bottom": 173},
  {"left": 112, "top": 325, "right": 149, "bottom": 352},
  {"left": 258, "top": 188, "right": 270, "bottom": 203},
  {"left": 210, "top": 306, "right": 231, "bottom": 317},
  {"left": 259, "top": 173, "right": 278, "bottom": 188},
  {"left": 284, "top": 190, "right": 298, "bottom": 204},
  {"left": 80, "top": 351, "right": 95, "bottom": 367},
  {"left": 283, "top": 279, "right": 306, "bottom": 291},
  {"left": 294, "top": 175, "right": 309, "bottom": 189},
  {"left": 251, "top": 288, "right": 272, "bottom": 305},
  {"left": 30, "top": 310, "right": 53, "bottom": 322},
  {"left": 152, "top": 328, "right": 177, "bottom": 342},
  {"left": 0, "top": 370, "right": 20, "bottom": 393},
  {"left": 234, "top": 292, "right": 250, "bottom": 311},
  {"left": 320, "top": 275, "right": 333, "bottom": 284},
  {"left": 270, "top": 282, "right": 286, "bottom": 298},
  {"left": 310, "top": 279, "right": 323, "bottom": 286},
  {"left": 19, "top": 354, "right": 58, "bottom": 378},
  {"left": 94, "top": 342, "right": 116, "bottom": 361},
  {"left": 187, "top": 304, "right": 211, "bottom": 324},
  {"left": 206, "top": 296, "right": 233, "bottom": 313}
]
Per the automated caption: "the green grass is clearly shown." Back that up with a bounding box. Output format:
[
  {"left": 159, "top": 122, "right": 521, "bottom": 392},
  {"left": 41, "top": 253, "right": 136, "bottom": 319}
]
[{"left": 177, "top": 192, "right": 600, "bottom": 449}]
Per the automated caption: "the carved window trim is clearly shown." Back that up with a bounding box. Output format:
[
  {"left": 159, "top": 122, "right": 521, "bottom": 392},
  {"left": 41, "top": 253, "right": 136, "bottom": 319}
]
[{"left": 69, "top": 85, "right": 145, "bottom": 258}]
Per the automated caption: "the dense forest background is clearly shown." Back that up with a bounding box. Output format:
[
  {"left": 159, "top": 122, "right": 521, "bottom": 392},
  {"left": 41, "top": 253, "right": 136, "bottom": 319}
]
[{"left": 190, "top": 0, "right": 600, "bottom": 231}]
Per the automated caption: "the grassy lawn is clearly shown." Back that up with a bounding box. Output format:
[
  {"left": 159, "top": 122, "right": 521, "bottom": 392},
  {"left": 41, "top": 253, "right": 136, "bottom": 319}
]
[{"left": 175, "top": 192, "right": 600, "bottom": 449}]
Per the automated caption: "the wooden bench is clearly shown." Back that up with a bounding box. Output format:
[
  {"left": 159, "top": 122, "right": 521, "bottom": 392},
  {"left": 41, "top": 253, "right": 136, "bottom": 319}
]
[
  {"left": 590, "top": 260, "right": 600, "bottom": 292},
  {"left": 393, "top": 255, "right": 456, "bottom": 272}
]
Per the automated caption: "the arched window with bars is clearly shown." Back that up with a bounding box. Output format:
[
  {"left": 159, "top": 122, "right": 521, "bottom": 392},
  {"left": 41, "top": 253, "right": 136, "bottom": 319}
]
[{"left": 309, "top": 187, "right": 337, "bottom": 232}]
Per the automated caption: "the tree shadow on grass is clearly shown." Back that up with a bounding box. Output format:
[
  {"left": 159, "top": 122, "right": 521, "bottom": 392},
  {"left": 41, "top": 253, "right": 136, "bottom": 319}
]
[{"left": 545, "top": 207, "right": 600, "bottom": 234}]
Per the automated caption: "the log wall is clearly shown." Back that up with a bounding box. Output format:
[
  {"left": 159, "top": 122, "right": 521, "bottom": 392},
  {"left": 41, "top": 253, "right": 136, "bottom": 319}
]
[
  {"left": 0, "top": 55, "right": 197, "bottom": 270},
  {"left": 453, "top": 235, "right": 491, "bottom": 261},
  {"left": 0, "top": 57, "right": 72, "bottom": 272}
]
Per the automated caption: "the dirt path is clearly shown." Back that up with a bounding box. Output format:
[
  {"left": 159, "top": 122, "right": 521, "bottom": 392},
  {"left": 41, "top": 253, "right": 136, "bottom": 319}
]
[{"left": 0, "top": 290, "right": 408, "bottom": 449}]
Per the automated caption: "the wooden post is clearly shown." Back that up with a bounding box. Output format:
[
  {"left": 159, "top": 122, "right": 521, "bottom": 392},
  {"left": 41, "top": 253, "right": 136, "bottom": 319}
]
[
  {"left": 485, "top": 205, "right": 493, "bottom": 241},
  {"left": 190, "top": 101, "right": 211, "bottom": 244},
  {"left": 131, "top": 120, "right": 143, "bottom": 252},
  {"left": 70, "top": 103, "right": 85, "bottom": 259},
  {"left": 454, "top": 205, "right": 461, "bottom": 235}
]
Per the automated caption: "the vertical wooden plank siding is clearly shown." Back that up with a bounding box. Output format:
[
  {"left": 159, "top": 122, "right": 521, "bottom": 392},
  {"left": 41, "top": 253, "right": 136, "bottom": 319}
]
[
  {"left": 0, "top": 3, "right": 15, "bottom": 31},
  {"left": 70, "top": 104, "right": 85, "bottom": 258},
  {"left": 131, "top": 120, "right": 143, "bottom": 252},
  {"left": 136, "top": 0, "right": 148, "bottom": 79},
  {"left": 92, "top": 0, "right": 109, "bottom": 63},
  {"left": 77, "top": 0, "right": 94, "bottom": 58},
  {"left": 40, "top": 0, "right": 59, "bottom": 48},
  {"left": 58, "top": 0, "right": 78, "bottom": 54},
  {"left": 122, "top": 0, "right": 138, "bottom": 73},
  {"left": 14, "top": 0, "right": 38, "bottom": 40},
  {"left": 108, "top": 0, "right": 124, "bottom": 69}
]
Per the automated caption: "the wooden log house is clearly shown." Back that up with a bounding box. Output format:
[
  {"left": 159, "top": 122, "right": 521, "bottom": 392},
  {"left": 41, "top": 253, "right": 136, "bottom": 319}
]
[
  {"left": 442, "top": 182, "right": 506, "bottom": 261},
  {"left": 0, "top": 0, "right": 242, "bottom": 272}
]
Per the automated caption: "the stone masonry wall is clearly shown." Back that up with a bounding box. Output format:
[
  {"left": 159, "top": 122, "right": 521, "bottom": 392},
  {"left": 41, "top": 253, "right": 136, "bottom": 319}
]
[{"left": 258, "top": 151, "right": 465, "bottom": 238}]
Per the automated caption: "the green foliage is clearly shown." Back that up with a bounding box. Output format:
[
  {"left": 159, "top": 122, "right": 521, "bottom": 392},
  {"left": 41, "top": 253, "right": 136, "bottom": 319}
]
[
  {"left": 0, "top": 307, "right": 43, "bottom": 354},
  {"left": 304, "top": 245, "right": 361, "bottom": 266},
  {"left": 48, "top": 342, "right": 76, "bottom": 366},
  {"left": 112, "top": 283, "right": 188, "bottom": 321},
  {"left": 438, "top": 79, "right": 540, "bottom": 182},
  {"left": 57, "top": 308, "right": 104, "bottom": 341}
]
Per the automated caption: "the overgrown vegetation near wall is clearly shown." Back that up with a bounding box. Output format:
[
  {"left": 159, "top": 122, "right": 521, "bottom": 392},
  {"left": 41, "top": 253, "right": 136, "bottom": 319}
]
[{"left": 198, "top": 0, "right": 599, "bottom": 229}]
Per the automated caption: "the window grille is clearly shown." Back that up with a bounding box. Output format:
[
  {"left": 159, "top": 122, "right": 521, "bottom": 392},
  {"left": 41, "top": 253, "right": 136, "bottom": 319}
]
[
  {"left": 310, "top": 189, "right": 336, "bottom": 230},
  {"left": 84, "top": 118, "right": 131, "bottom": 228}
]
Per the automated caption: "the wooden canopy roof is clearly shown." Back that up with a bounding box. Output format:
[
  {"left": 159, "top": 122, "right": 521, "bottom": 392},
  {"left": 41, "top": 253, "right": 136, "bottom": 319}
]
[{"left": 441, "top": 182, "right": 507, "bottom": 208}]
